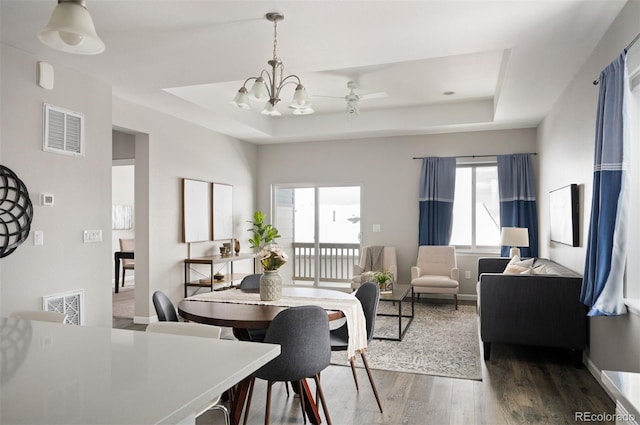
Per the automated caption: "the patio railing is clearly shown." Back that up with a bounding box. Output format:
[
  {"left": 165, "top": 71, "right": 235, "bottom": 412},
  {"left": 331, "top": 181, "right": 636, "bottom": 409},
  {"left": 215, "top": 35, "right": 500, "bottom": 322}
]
[{"left": 292, "top": 242, "right": 360, "bottom": 282}]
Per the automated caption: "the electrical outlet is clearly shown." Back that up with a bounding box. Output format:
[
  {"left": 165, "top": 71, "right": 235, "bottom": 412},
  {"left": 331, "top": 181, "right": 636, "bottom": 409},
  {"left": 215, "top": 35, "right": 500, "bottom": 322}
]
[
  {"left": 373, "top": 224, "right": 381, "bottom": 233},
  {"left": 465, "top": 270, "right": 471, "bottom": 279},
  {"left": 83, "top": 230, "right": 102, "bottom": 243}
]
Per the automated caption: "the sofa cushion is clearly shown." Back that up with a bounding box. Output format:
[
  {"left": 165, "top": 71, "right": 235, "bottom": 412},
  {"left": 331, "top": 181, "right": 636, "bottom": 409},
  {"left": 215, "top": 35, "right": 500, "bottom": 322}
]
[{"left": 503, "top": 256, "right": 535, "bottom": 274}]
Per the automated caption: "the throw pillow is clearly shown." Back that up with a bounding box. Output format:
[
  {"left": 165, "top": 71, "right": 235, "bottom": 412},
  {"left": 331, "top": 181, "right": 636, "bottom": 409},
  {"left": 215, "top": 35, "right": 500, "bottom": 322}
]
[
  {"left": 506, "top": 255, "right": 534, "bottom": 268},
  {"left": 503, "top": 264, "right": 531, "bottom": 275}
]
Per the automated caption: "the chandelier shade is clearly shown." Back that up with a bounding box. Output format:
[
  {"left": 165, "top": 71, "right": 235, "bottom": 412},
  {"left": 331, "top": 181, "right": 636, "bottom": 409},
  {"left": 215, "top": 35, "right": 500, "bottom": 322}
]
[
  {"left": 38, "top": 0, "right": 105, "bottom": 55},
  {"left": 231, "top": 13, "right": 313, "bottom": 116}
]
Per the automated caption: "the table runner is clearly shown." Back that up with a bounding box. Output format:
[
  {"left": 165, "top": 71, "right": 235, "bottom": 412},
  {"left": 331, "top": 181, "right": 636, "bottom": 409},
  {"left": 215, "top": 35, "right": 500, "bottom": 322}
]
[{"left": 186, "top": 289, "right": 367, "bottom": 359}]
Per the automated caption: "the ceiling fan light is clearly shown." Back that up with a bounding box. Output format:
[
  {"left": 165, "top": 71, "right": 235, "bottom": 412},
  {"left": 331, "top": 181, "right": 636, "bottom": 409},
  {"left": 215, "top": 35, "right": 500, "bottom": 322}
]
[
  {"left": 231, "top": 87, "right": 251, "bottom": 109},
  {"left": 249, "top": 77, "right": 269, "bottom": 101},
  {"left": 38, "top": 0, "right": 105, "bottom": 55},
  {"left": 290, "top": 84, "right": 311, "bottom": 108},
  {"left": 261, "top": 102, "right": 281, "bottom": 116}
]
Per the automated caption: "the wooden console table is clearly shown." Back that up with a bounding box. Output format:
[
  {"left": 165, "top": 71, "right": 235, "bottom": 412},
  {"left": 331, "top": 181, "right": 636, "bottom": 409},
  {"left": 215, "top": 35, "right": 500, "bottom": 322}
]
[{"left": 183, "top": 253, "right": 256, "bottom": 297}]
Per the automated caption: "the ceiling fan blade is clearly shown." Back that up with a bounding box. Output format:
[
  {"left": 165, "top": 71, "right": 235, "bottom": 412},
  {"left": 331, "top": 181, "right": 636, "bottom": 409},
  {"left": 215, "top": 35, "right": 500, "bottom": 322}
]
[
  {"left": 360, "top": 91, "right": 388, "bottom": 100},
  {"left": 312, "top": 95, "right": 344, "bottom": 99}
]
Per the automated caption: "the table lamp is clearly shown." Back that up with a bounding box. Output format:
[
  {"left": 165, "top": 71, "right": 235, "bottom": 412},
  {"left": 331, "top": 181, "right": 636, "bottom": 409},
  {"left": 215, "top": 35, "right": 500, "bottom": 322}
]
[{"left": 500, "top": 227, "right": 529, "bottom": 258}]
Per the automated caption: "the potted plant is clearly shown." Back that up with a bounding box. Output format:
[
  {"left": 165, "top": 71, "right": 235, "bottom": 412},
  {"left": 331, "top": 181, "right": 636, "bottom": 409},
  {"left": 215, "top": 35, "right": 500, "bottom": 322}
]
[
  {"left": 373, "top": 270, "right": 394, "bottom": 293},
  {"left": 247, "top": 211, "right": 281, "bottom": 249},
  {"left": 257, "top": 243, "right": 288, "bottom": 301}
]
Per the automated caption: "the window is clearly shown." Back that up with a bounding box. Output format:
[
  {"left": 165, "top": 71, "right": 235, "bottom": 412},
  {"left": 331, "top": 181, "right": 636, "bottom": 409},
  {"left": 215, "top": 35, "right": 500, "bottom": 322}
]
[{"left": 450, "top": 164, "right": 500, "bottom": 250}]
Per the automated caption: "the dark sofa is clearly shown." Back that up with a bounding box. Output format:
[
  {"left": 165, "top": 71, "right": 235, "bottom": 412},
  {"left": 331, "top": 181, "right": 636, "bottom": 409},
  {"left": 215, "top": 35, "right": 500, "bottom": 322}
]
[{"left": 477, "top": 257, "right": 587, "bottom": 364}]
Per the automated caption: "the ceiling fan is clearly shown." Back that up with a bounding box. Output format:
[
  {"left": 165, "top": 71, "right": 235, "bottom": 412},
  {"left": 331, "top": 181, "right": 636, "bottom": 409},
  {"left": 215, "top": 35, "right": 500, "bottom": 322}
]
[{"left": 315, "top": 81, "right": 387, "bottom": 115}]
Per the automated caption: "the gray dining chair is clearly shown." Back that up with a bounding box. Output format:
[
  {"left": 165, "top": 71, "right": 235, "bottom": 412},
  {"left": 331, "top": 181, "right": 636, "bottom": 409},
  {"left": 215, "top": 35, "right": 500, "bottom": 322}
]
[
  {"left": 330, "top": 281, "right": 383, "bottom": 412},
  {"left": 146, "top": 321, "right": 229, "bottom": 424},
  {"left": 243, "top": 305, "right": 333, "bottom": 425},
  {"left": 233, "top": 274, "right": 267, "bottom": 342},
  {"left": 152, "top": 291, "right": 179, "bottom": 322}
]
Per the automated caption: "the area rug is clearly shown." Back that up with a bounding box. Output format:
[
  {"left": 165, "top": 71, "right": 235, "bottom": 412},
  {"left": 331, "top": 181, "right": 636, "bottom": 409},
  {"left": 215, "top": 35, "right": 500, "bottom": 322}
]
[
  {"left": 112, "top": 284, "right": 135, "bottom": 318},
  {"left": 331, "top": 302, "right": 482, "bottom": 381}
]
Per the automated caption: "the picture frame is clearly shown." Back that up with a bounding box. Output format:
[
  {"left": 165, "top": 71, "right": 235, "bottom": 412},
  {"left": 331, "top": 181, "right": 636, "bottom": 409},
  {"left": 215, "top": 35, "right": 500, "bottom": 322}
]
[
  {"left": 549, "top": 184, "right": 579, "bottom": 247},
  {"left": 182, "top": 178, "right": 212, "bottom": 243}
]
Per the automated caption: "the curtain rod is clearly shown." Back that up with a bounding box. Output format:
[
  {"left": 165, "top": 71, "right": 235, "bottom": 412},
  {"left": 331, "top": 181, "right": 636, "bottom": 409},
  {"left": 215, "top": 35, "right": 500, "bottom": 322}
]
[
  {"left": 593, "top": 32, "right": 640, "bottom": 85},
  {"left": 412, "top": 153, "right": 537, "bottom": 160}
]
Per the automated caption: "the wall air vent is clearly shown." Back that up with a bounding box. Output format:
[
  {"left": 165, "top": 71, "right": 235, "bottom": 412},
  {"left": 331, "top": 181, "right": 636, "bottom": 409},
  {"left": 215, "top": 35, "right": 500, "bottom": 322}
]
[
  {"left": 43, "top": 103, "right": 84, "bottom": 157},
  {"left": 43, "top": 289, "right": 84, "bottom": 325}
]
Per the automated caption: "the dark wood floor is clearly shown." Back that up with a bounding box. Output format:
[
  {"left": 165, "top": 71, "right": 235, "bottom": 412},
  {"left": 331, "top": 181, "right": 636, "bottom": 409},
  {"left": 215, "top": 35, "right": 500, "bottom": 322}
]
[{"left": 113, "top": 318, "right": 614, "bottom": 425}]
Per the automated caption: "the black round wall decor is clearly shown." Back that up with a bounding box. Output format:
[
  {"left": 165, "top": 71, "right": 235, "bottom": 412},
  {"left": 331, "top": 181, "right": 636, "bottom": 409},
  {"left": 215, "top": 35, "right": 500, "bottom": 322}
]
[{"left": 0, "top": 165, "right": 34, "bottom": 258}]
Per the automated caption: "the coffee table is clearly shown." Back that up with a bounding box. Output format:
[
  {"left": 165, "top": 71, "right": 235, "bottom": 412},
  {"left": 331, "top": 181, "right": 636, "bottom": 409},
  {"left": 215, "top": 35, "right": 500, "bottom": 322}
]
[{"left": 374, "top": 283, "right": 414, "bottom": 341}]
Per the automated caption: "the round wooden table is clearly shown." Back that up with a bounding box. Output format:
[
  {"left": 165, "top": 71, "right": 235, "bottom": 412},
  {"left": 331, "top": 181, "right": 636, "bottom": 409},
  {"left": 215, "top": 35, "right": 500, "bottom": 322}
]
[
  {"left": 178, "top": 286, "right": 352, "bottom": 329},
  {"left": 177, "top": 286, "right": 354, "bottom": 425}
]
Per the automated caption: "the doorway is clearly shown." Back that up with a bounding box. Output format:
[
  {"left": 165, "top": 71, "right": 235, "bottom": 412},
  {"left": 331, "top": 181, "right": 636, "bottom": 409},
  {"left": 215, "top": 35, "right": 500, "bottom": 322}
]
[{"left": 273, "top": 185, "right": 361, "bottom": 289}]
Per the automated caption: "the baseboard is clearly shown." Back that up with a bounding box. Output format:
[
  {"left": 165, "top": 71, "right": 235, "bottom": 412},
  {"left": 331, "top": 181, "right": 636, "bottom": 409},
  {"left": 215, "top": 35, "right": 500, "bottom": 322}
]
[
  {"left": 584, "top": 352, "right": 616, "bottom": 402},
  {"left": 133, "top": 315, "right": 156, "bottom": 325}
]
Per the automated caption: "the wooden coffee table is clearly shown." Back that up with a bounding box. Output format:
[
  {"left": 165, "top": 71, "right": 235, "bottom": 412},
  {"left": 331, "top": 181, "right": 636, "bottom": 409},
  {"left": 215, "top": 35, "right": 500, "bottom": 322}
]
[{"left": 374, "top": 283, "right": 414, "bottom": 341}]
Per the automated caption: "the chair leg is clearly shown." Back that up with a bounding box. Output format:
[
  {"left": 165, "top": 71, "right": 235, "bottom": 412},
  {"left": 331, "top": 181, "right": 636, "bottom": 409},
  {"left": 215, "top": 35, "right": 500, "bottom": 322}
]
[
  {"left": 360, "top": 353, "right": 384, "bottom": 413},
  {"left": 314, "top": 373, "right": 332, "bottom": 425},
  {"left": 297, "top": 380, "right": 307, "bottom": 424},
  {"left": 348, "top": 356, "right": 360, "bottom": 390},
  {"left": 242, "top": 377, "right": 255, "bottom": 425},
  {"left": 454, "top": 294, "right": 458, "bottom": 310},
  {"left": 121, "top": 268, "right": 126, "bottom": 287},
  {"left": 264, "top": 381, "right": 274, "bottom": 425}
]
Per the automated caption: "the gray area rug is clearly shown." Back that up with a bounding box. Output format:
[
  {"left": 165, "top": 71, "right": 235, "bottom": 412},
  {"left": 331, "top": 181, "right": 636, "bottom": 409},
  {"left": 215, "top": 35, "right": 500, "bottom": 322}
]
[{"left": 331, "top": 301, "right": 482, "bottom": 381}]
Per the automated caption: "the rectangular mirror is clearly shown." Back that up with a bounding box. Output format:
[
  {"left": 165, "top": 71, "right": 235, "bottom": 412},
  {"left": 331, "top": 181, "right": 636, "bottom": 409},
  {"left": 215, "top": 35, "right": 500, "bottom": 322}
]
[{"left": 182, "top": 178, "right": 211, "bottom": 243}]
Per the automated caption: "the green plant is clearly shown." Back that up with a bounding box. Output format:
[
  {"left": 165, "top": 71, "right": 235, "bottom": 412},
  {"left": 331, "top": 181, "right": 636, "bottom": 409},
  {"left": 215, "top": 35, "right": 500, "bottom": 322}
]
[
  {"left": 247, "top": 211, "right": 281, "bottom": 249},
  {"left": 373, "top": 270, "right": 394, "bottom": 285}
]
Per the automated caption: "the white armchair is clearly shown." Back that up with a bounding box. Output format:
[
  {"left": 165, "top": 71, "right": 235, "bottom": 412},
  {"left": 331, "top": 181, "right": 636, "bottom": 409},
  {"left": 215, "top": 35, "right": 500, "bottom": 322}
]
[
  {"left": 352, "top": 246, "right": 397, "bottom": 290},
  {"left": 410, "top": 245, "right": 459, "bottom": 309}
]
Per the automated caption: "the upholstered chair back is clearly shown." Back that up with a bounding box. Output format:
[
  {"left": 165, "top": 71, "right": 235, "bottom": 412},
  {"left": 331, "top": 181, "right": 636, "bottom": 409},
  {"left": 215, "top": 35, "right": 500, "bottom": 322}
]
[{"left": 416, "top": 246, "right": 457, "bottom": 277}]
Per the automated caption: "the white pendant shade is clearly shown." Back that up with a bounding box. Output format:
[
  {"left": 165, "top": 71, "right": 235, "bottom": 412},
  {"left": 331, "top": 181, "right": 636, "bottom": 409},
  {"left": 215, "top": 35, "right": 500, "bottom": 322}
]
[
  {"left": 261, "top": 102, "right": 281, "bottom": 116},
  {"left": 249, "top": 78, "right": 269, "bottom": 101},
  {"left": 290, "top": 84, "right": 311, "bottom": 108},
  {"left": 38, "top": 1, "right": 105, "bottom": 55},
  {"left": 231, "top": 88, "right": 250, "bottom": 109}
]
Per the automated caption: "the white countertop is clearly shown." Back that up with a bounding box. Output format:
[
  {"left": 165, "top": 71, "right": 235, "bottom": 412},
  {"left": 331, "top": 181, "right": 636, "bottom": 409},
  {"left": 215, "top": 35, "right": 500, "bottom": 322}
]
[
  {"left": 602, "top": 370, "right": 640, "bottom": 420},
  {"left": 0, "top": 318, "right": 280, "bottom": 425}
]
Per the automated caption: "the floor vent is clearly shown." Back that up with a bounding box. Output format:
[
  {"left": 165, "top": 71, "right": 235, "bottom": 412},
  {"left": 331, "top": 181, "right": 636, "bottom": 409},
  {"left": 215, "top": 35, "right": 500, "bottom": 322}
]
[{"left": 43, "top": 290, "right": 84, "bottom": 325}]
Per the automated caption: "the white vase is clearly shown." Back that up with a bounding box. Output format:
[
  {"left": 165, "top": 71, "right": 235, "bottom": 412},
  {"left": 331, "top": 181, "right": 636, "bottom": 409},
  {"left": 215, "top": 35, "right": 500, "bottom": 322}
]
[{"left": 260, "top": 270, "right": 282, "bottom": 301}]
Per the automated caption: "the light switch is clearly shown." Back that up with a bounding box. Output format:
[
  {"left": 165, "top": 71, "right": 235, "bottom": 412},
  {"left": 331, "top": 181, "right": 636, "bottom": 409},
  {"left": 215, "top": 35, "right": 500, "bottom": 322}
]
[
  {"left": 83, "top": 230, "right": 103, "bottom": 243},
  {"left": 34, "top": 230, "right": 44, "bottom": 246},
  {"left": 373, "top": 224, "right": 381, "bottom": 233}
]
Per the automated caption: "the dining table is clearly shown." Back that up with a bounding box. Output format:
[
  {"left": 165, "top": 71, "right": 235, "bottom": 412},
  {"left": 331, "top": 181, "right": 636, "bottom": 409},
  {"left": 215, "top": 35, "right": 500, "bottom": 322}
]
[{"left": 178, "top": 285, "right": 367, "bottom": 425}]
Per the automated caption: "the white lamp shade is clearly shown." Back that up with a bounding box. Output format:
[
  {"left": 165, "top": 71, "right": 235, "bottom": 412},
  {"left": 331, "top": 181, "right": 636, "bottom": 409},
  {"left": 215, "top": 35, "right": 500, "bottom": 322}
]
[
  {"left": 500, "top": 227, "right": 529, "bottom": 247},
  {"left": 292, "top": 107, "right": 314, "bottom": 115},
  {"left": 290, "top": 84, "right": 311, "bottom": 108},
  {"left": 261, "top": 102, "right": 281, "bottom": 116},
  {"left": 231, "top": 87, "right": 250, "bottom": 109},
  {"left": 249, "top": 78, "right": 269, "bottom": 101},
  {"left": 38, "top": 1, "right": 105, "bottom": 55}
]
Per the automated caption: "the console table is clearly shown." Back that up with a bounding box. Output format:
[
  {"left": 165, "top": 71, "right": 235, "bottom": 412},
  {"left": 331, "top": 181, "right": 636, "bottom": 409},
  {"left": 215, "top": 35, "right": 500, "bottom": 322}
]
[{"left": 184, "top": 253, "right": 256, "bottom": 297}]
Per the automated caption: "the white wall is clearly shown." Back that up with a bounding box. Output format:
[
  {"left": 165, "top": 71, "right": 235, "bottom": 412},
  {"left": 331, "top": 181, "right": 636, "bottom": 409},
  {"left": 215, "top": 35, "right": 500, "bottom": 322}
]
[
  {"left": 257, "top": 128, "right": 537, "bottom": 295},
  {"left": 538, "top": 0, "right": 640, "bottom": 373},
  {"left": 0, "top": 46, "right": 112, "bottom": 326},
  {"left": 112, "top": 97, "right": 258, "bottom": 321}
]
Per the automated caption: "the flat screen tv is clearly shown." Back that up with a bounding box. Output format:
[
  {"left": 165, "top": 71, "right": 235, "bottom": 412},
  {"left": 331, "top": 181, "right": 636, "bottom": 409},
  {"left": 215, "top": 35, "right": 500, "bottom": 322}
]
[{"left": 549, "top": 184, "right": 579, "bottom": 247}]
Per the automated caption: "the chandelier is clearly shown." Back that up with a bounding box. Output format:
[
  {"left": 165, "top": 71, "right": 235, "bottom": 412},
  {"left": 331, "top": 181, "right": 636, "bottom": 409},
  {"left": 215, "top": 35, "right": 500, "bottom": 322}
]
[{"left": 231, "top": 13, "right": 313, "bottom": 116}]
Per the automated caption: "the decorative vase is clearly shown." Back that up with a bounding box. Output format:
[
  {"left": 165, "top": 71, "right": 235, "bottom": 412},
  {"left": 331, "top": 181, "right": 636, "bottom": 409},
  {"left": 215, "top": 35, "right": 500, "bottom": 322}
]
[
  {"left": 234, "top": 239, "right": 240, "bottom": 254},
  {"left": 260, "top": 270, "right": 282, "bottom": 301}
]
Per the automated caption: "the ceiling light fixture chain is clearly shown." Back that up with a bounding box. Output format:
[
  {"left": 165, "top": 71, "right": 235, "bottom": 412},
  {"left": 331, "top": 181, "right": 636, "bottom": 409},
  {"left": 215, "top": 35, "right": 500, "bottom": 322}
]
[{"left": 231, "top": 12, "right": 313, "bottom": 116}]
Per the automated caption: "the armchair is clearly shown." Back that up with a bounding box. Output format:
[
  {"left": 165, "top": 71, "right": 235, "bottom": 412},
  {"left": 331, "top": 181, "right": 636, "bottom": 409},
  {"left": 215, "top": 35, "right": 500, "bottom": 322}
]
[
  {"left": 351, "top": 246, "right": 397, "bottom": 290},
  {"left": 410, "top": 245, "right": 459, "bottom": 309}
]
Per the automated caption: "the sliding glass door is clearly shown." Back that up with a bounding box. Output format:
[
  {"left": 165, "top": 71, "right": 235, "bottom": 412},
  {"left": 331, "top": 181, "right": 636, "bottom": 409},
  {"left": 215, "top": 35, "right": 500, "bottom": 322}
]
[{"left": 273, "top": 185, "right": 361, "bottom": 288}]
